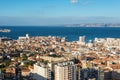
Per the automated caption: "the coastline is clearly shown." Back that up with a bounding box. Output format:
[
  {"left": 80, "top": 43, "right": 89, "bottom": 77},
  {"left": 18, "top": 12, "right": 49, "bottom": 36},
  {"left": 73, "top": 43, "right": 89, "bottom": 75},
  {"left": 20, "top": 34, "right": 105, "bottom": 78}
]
[{"left": 1, "top": 27, "right": 120, "bottom": 42}]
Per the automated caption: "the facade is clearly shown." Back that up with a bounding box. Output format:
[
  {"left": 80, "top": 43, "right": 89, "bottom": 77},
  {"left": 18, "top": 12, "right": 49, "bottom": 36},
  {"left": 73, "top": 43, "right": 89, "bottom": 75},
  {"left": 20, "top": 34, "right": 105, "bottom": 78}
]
[
  {"left": 32, "top": 62, "right": 51, "bottom": 80},
  {"left": 54, "top": 61, "right": 76, "bottom": 80},
  {"left": 18, "top": 34, "right": 29, "bottom": 40},
  {"left": 78, "top": 36, "right": 86, "bottom": 45},
  {"left": 4, "top": 67, "right": 17, "bottom": 79},
  {"left": 79, "top": 36, "right": 85, "bottom": 42},
  {"left": 79, "top": 68, "right": 98, "bottom": 80},
  {"left": 21, "top": 68, "right": 30, "bottom": 77}
]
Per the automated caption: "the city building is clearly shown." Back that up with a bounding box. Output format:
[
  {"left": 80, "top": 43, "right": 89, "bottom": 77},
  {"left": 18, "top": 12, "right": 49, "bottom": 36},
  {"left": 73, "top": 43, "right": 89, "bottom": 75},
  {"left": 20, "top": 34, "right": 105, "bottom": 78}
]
[
  {"left": 78, "top": 68, "right": 98, "bottom": 80},
  {"left": 54, "top": 61, "right": 76, "bottom": 80},
  {"left": 32, "top": 62, "right": 51, "bottom": 80},
  {"left": 79, "top": 36, "right": 85, "bottom": 42},
  {"left": 18, "top": 34, "right": 29, "bottom": 40},
  {"left": 78, "top": 36, "right": 86, "bottom": 45}
]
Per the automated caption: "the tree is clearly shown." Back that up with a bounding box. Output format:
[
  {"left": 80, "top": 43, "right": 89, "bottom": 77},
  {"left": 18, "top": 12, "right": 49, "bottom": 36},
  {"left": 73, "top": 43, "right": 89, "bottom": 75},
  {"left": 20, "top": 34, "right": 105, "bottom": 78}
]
[
  {"left": 44, "top": 60, "right": 48, "bottom": 65},
  {"left": 21, "top": 54, "right": 27, "bottom": 61}
]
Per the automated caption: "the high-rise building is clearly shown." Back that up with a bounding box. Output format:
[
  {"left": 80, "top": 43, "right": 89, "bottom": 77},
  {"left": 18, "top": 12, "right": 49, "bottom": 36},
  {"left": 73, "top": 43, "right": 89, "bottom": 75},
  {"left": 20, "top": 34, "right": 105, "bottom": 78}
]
[
  {"left": 78, "top": 36, "right": 86, "bottom": 45},
  {"left": 78, "top": 68, "right": 98, "bottom": 80},
  {"left": 33, "top": 62, "right": 51, "bottom": 80},
  {"left": 26, "top": 34, "right": 29, "bottom": 39},
  {"left": 54, "top": 61, "right": 76, "bottom": 80},
  {"left": 79, "top": 36, "right": 85, "bottom": 42},
  {"left": 0, "top": 38, "right": 1, "bottom": 43}
]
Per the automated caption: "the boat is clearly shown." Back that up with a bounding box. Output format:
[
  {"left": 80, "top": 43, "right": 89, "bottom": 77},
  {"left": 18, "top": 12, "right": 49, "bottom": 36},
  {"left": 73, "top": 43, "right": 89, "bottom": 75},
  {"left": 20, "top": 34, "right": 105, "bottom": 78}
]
[{"left": 0, "top": 29, "right": 11, "bottom": 33}]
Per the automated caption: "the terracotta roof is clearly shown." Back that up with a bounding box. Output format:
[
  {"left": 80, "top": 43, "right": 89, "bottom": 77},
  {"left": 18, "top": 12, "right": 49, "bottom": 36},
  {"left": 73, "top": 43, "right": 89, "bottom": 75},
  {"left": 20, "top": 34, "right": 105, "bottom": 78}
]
[
  {"left": 110, "top": 64, "right": 120, "bottom": 69},
  {"left": 22, "top": 69, "right": 30, "bottom": 72}
]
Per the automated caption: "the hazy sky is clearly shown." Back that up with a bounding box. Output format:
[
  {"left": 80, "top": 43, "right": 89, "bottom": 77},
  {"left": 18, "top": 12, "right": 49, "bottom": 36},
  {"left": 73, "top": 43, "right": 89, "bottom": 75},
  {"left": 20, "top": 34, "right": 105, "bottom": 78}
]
[{"left": 0, "top": 0, "right": 120, "bottom": 25}]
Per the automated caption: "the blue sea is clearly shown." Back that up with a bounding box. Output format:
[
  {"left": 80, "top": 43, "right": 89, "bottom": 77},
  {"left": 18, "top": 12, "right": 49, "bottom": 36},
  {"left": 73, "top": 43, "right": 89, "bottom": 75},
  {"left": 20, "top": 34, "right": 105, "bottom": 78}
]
[{"left": 1, "top": 26, "right": 120, "bottom": 42}]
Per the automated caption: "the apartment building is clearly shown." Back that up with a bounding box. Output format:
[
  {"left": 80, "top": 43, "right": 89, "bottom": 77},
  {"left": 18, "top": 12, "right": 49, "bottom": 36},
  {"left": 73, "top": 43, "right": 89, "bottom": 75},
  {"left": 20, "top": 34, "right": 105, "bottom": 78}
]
[
  {"left": 32, "top": 62, "right": 51, "bottom": 80},
  {"left": 54, "top": 61, "right": 76, "bottom": 80}
]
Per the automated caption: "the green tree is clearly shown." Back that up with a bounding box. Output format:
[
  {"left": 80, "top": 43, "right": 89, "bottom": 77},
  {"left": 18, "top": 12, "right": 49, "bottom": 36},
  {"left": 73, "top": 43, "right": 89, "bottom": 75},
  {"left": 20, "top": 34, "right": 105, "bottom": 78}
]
[
  {"left": 44, "top": 60, "right": 48, "bottom": 65},
  {"left": 21, "top": 54, "right": 27, "bottom": 61}
]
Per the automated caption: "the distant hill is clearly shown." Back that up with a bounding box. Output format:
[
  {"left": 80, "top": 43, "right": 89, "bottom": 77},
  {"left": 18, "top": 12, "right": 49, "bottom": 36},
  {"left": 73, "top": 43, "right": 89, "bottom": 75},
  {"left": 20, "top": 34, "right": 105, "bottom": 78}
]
[{"left": 63, "top": 23, "right": 120, "bottom": 27}]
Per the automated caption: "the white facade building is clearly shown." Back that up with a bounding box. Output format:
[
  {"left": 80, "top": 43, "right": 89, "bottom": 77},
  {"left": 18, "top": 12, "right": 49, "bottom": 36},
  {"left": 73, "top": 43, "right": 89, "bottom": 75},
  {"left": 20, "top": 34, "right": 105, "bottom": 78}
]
[
  {"left": 33, "top": 62, "right": 51, "bottom": 80},
  {"left": 18, "top": 34, "right": 29, "bottom": 40},
  {"left": 78, "top": 36, "right": 86, "bottom": 45},
  {"left": 55, "top": 61, "right": 76, "bottom": 80}
]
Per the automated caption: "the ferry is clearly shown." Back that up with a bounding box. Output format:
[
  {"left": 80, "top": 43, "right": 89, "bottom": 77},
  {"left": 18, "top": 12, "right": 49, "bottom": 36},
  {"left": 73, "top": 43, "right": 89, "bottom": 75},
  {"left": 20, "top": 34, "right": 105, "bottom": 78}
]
[{"left": 0, "top": 29, "right": 11, "bottom": 33}]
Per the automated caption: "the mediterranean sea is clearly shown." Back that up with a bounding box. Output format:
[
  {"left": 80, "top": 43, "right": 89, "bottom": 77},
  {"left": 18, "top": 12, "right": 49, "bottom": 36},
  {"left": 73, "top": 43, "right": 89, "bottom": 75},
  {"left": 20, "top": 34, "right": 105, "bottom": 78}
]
[{"left": 1, "top": 26, "right": 120, "bottom": 42}]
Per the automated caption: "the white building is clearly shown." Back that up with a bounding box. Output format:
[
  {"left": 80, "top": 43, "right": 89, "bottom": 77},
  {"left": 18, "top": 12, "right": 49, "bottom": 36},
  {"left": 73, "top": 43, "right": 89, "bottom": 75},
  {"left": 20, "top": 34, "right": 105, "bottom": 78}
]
[
  {"left": 32, "top": 62, "right": 51, "bottom": 80},
  {"left": 55, "top": 61, "right": 76, "bottom": 80},
  {"left": 18, "top": 34, "right": 30, "bottom": 45},
  {"left": 79, "top": 36, "right": 85, "bottom": 42},
  {"left": 78, "top": 36, "right": 86, "bottom": 45},
  {"left": 18, "top": 34, "right": 29, "bottom": 40},
  {"left": 0, "top": 38, "right": 1, "bottom": 43},
  {"left": 87, "top": 40, "right": 93, "bottom": 48}
]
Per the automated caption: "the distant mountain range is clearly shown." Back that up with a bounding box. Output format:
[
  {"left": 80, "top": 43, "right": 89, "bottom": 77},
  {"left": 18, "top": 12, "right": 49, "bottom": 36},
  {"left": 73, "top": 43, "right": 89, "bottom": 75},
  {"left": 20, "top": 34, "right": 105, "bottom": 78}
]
[
  {"left": 63, "top": 23, "right": 120, "bottom": 27},
  {"left": 1, "top": 16, "right": 120, "bottom": 26}
]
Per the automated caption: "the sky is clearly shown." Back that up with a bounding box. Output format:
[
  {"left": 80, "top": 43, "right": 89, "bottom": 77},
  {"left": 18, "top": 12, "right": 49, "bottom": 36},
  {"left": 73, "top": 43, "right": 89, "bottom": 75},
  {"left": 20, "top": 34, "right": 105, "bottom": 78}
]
[{"left": 0, "top": 0, "right": 120, "bottom": 26}]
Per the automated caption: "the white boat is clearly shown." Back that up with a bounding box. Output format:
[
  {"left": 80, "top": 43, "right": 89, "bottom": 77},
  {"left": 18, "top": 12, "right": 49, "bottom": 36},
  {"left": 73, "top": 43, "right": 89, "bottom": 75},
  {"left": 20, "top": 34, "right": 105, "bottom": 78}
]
[{"left": 0, "top": 29, "right": 11, "bottom": 33}]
